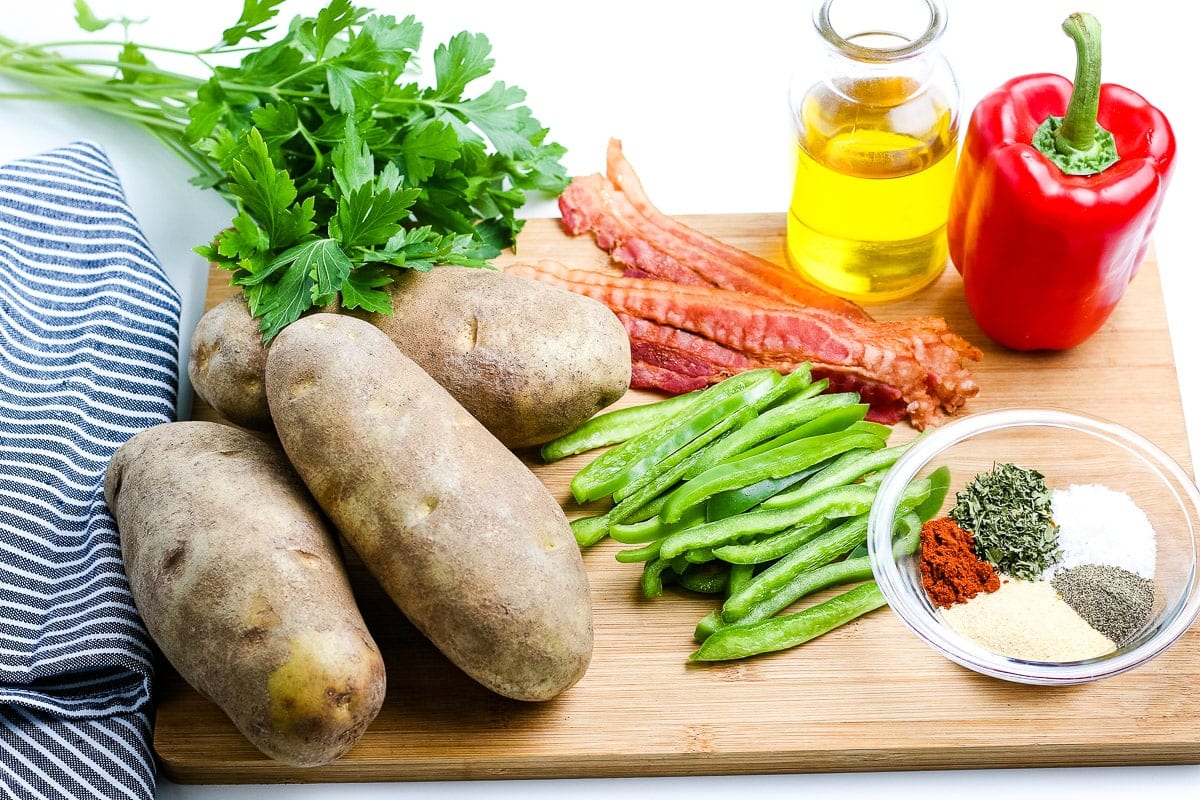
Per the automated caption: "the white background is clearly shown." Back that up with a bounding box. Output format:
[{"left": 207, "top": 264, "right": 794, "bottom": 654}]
[{"left": 2, "top": 1, "right": 1197, "bottom": 797}]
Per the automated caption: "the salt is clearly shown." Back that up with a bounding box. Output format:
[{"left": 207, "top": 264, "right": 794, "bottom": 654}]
[{"left": 1050, "top": 484, "right": 1156, "bottom": 579}]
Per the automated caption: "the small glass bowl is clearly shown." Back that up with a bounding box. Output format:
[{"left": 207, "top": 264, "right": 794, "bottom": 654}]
[{"left": 867, "top": 407, "right": 1200, "bottom": 685}]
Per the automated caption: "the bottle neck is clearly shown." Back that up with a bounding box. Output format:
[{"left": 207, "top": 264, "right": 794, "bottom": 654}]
[{"left": 814, "top": 0, "right": 946, "bottom": 64}]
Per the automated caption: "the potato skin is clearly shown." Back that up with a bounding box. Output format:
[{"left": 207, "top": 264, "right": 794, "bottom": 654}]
[
  {"left": 104, "top": 421, "right": 385, "bottom": 767},
  {"left": 190, "top": 268, "right": 630, "bottom": 447},
  {"left": 188, "top": 294, "right": 272, "bottom": 429},
  {"left": 359, "top": 266, "right": 630, "bottom": 449},
  {"left": 265, "top": 313, "right": 593, "bottom": 701}
]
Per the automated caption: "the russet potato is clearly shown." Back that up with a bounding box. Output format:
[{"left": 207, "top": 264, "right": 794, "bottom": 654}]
[
  {"left": 105, "top": 421, "right": 385, "bottom": 767},
  {"left": 187, "top": 294, "right": 272, "bottom": 430},
  {"left": 351, "top": 265, "right": 631, "bottom": 449},
  {"left": 265, "top": 313, "right": 594, "bottom": 701},
  {"left": 187, "top": 265, "right": 631, "bottom": 449}
]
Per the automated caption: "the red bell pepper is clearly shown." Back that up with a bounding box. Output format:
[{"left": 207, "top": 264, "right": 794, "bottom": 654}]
[{"left": 947, "top": 12, "right": 1175, "bottom": 351}]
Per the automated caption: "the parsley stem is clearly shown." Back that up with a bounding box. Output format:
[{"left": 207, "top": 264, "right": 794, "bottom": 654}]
[{"left": 0, "top": 36, "right": 228, "bottom": 62}]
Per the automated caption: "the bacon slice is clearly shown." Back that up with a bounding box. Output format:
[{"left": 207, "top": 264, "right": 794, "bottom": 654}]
[
  {"left": 506, "top": 260, "right": 980, "bottom": 430},
  {"left": 559, "top": 147, "right": 870, "bottom": 320},
  {"left": 619, "top": 313, "right": 752, "bottom": 392}
]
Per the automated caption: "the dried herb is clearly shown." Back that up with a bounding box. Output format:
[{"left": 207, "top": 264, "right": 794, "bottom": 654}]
[{"left": 949, "top": 462, "right": 1061, "bottom": 580}]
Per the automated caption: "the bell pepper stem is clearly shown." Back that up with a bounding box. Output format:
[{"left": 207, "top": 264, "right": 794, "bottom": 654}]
[
  {"left": 1031, "top": 12, "right": 1120, "bottom": 175},
  {"left": 1056, "top": 13, "right": 1102, "bottom": 152}
]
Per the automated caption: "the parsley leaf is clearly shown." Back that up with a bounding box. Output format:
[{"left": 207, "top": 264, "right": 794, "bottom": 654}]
[
  {"left": 3, "top": 2, "right": 569, "bottom": 342},
  {"left": 221, "top": 0, "right": 286, "bottom": 46}
]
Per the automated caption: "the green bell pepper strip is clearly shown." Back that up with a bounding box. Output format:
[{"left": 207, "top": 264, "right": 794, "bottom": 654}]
[
  {"left": 641, "top": 557, "right": 676, "bottom": 598},
  {"left": 760, "top": 442, "right": 914, "bottom": 510},
  {"left": 729, "top": 403, "right": 870, "bottom": 463},
  {"left": 614, "top": 537, "right": 663, "bottom": 563},
  {"left": 676, "top": 562, "right": 730, "bottom": 594},
  {"left": 694, "top": 556, "right": 872, "bottom": 641},
  {"left": 658, "top": 481, "right": 881, "bottom": 561},
  {"left": 843, "top": 420, "right": 894, "bottom": 440},
  {"left": 746, "top": 363, "right": 815, "bottom": 411},
  {"left": 570, "top": 513, "right": 612, "bottom": 548},
  {"left": 727, "top": 562, "right": 756, "bottom": 597},
  {"left": 570, "top": 368, "right": 779, "bottom": 504},
  {"left": 660, "top": 430, "right": 885, "bottom": 523},
  {"left": 571, "top": 490, "right": 673, "bottom": 548},
  {"left": 694, "top": 609, "right": 726, "bottom": 641},
  {"left": 608, "top": 406, "right": 757, "bottom": 524},
  {"left": 540, "top": 389, "right": 704, "bottom": 463},
  {"left": 696, "top": 510, "right": 923, "bottom": 640},
  {"left": 612, "top": 504, "right": 705, "bottom": 557},
  {"left": 720, "top": 514, "right": 870, "bottom": 620},
  {"left": 576, "top": 406, "right": 756, "bottom": 549},
  {"left": 710, "top": 519, "right": 829, "bottom": 565},
  {"left": 704, "top": 462, "right": 829, "bottom": 522},
  {"left": 611, "top": 405, "right": 756, "bottom": 504},
  {"left": 681, "top": 392, "right": 861, "bottom": 480},
  {"left": 912, "top": 465, "right": 952, "bottom": 522},
  {"left": 609, "top": 515, "right": 670, "bottom": 544},
  {"left": 690, "top": 581, "right": 888, "bottom": 661},
  {"left": 715, "top": 476, "right": 930, "bottom": 618},
  {"left": 617, "top": 493, "right": 669, "bottom": 525}
]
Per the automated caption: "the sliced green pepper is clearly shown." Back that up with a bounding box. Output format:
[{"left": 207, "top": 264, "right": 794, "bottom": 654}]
[
  {"left": 747, "top": 363, "right": 815, "bottom": 411},
  {"left": 540, "top": 389, "right": 703, "bottom": 463},
  {"left": 570, "top": 368, "right": 779, "bottom": 504},
  {"left": 710, "top": 519, "right": 828, "bottom": 565},
  {"left": 705, "top": 510, "right": 924, "bottom": 637},
  {"left": 760, "top": 442, "right": 914, "bottom": 510},
  {"left": 676, "top": 561, "right": 730, "bottom": 594},
  {"left": 570, "top": 514, "right": 612, "bottom": 548},
  {"left": 681, "top": 392, "right": 861, "bottom": 480},
  {"left": 614, "top": 538, "right": 663, "bottom": 563},
  {"left": 607, "top": 406, "right": 757, "bottom": 523},
  {"left": 660, "top": 430, "right": 885, "bottom": 523},
  {"left": 704, "top": 462, "right": 828, "bottom": 522},
  {"left": 658, "top": 482, "right": 881, "bottom": 560},
  {"left": 721, "top": 514, "right": 870, "bottom": 620},
  {"left": 689, "top": 581, "right": 888, "bottom": 661},
  {"left": 912, "top": 465, "right": 952, "bottom": 522},
  {"left": 727, "top": 562, "right": 756, "bottom": 597},
  {"left": 729, "top": 403, "right": 870, "bottom": 463},
  {"left": 641, "top": 557, "right": 676, "bottom": 598}
]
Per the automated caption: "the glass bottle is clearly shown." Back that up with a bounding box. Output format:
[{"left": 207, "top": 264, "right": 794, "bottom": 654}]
[{"left": 786, "top": 0, "right": 961, "bottom": 303}]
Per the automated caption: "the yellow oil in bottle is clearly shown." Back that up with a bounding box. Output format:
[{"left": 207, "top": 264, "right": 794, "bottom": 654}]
[{"left": 786, "top": 75, "right": 958, "bottom": 303}]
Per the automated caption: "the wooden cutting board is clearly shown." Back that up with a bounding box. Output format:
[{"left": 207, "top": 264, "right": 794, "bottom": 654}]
[{"left": 160, "top": 213, "right": 1199, "bottom": 783}]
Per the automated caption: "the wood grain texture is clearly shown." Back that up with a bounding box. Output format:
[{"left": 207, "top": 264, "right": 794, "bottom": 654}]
[{"left": 163, "top": 213, "right": 1199, "bottom": 783}]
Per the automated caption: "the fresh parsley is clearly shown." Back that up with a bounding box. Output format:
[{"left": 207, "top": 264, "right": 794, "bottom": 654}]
[{"left": 0, "top": 0, "right": 569, "bottom": 340}]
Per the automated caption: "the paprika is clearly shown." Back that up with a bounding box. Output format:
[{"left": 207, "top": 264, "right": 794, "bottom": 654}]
[
  {"left": 919, "top": 516, "right": 1000, "bottom": 608},
  {"left": 946, "top": 12, "right": 1175, "bottom": 351}
]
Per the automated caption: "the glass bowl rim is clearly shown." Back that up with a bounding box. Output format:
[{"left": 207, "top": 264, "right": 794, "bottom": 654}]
[{"left": 866, "top": 406, "right": 1200, "bottom": 685}]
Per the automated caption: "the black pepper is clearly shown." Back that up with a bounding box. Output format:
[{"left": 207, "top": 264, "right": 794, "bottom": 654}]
[{"left": 1051, "top": 564, "right": 1155, "bottom": 645}]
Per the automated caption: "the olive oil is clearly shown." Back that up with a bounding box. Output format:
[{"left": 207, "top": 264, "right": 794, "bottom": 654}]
[{"left": 786, "top": 75, "right": 958, "bottom": 303}]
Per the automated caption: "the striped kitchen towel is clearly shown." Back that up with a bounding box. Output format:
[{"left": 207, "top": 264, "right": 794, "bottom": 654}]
[{"left": 0, "top": 142, "right": 180, "bottom": 800}]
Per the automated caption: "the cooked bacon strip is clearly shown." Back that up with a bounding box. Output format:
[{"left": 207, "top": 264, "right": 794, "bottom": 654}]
[
  {"left": 561, "top": 175, "right": 714, "bottom": 288},
  {"left": 621, "top": 312, "right": 910, "bottom": 424},
  {"left": 620, "top": 313, "right": 752, "bottom": 387},
  {"left": 559, "top": 165, "right": 870, "bottom": 320},
  {"left": 506, "top": 261, "right": 980, "bottom": 429},
  {"left": 811, "top": 368, "right": 909, "bottom": 425},
  {"left": 631, "top": 361, "right": 709, "bottom": 394}
]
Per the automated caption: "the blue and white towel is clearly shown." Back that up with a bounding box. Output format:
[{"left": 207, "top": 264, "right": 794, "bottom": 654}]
[{"left": 0, "top": 142, "right": 180, "bottom": 800}]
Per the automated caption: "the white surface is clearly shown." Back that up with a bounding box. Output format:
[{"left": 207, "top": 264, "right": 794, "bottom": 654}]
[{"left": 3, "top": 0, "right": 1197, "bottom": 797}]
